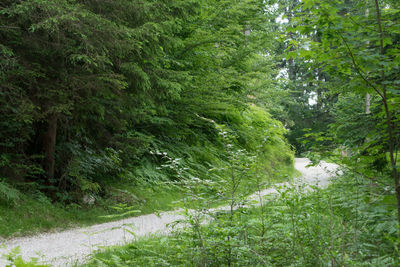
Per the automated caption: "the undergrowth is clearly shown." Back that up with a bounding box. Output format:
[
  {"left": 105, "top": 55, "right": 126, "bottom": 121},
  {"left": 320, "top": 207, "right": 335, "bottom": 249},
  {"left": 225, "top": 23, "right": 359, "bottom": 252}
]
[
  {"left": 0, "top": 105, "right": 293, "bottom": 239},
  {"left": 83, "top": 171, "right": 400, "bottom": 267},
  {"left": 0, "top": 183, "right": 184, "bottom": 238}
]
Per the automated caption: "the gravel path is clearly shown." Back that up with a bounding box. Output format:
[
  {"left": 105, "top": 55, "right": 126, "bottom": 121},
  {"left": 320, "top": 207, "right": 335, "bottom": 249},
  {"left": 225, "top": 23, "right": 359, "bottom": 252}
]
[{"left": 0, "top": 158, "right": 338, "bottom": 266}]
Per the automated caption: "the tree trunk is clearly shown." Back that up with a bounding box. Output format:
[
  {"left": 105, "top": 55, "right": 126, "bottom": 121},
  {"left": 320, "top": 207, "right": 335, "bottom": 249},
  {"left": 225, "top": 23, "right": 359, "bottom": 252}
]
[
  {"left": 382, "top": 97, "right": 400, "bottom": 223},
  {"left": 365, "top": 9, "right": 370, "bottom": 115},
  {"left": 286, "top": 2, "right": 297, "bottom": 81},
  {"left": 365, "top": 93, "right": 370, "bottom": 114},
  {"left": 43, "top": 113, "right": 58, "bottom": 181}
]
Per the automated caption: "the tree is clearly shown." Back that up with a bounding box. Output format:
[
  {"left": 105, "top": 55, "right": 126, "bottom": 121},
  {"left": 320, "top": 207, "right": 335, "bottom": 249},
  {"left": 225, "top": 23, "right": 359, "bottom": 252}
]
[
  {"left": 291, "top": 0, "right": 400, "bottom": 222},
  {"left": 0, "top": 0, "right": 288, "bottom": 202},
  {"left": 269, "top": 0, "right": 339, "bottom": 154},
  {"left": 0, "top": 0, "right": 196, "bottom": 196}
]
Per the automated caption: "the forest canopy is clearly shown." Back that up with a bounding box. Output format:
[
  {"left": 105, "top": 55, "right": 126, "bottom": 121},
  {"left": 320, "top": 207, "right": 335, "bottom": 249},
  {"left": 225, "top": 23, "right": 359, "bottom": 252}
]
[{"left": 0, "top": 0, "right": 292, "bottom": 202}]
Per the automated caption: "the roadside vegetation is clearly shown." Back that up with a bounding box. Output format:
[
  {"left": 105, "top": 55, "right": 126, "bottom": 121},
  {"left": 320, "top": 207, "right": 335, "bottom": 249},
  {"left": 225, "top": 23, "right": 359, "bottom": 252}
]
[
  {"left": 0, "top": 105, "right": 293, "bottom": 238},
  {"left": 1, "top": 0, "right": 400, "bottom": 266},
  {"left": 83, "top": 0, "right": 400, "bottom": 265},
  {"left": 0, "top": 183, "right": 184, "bottom": 238},
  {"left": 84, "top": 171, "right": 399, "bottom": 266},
  {"left": 0, "top": 0, "right": 293, "bottom": 238}
]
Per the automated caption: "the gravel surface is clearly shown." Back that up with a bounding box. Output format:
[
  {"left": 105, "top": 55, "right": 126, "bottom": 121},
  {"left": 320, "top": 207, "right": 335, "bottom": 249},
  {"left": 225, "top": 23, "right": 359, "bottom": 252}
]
[{"left": 0, "top": 158, "right": 338, "bottom": 266}]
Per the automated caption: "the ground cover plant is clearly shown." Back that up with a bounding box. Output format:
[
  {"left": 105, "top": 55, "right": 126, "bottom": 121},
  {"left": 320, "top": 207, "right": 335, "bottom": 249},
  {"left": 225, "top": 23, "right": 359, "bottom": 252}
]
[
  {"left": 0, "top": 183, "right": 185, "bottom": 238},
  {"left": 84, "top": 170, "right": 400, "bottom": 267}
]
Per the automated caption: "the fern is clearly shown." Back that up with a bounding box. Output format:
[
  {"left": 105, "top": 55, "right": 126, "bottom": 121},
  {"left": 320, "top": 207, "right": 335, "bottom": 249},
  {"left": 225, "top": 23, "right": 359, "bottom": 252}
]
[{"left": 0, "top": 180, "right": 20, "bottom": 204}]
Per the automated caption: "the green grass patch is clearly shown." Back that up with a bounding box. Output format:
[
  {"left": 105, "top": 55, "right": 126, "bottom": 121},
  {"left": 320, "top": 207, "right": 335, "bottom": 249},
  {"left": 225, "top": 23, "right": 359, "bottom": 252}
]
[
  {"left": 0, "top": 160, "right": 294, "bottom": 239},
  {"left": 0, "top": 183, "right": 185, "bottom": 238}
]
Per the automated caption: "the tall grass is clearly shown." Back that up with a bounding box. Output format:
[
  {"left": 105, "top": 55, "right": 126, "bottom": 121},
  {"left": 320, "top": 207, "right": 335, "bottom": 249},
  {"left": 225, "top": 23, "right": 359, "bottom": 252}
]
[{"left": 84, "top": 170, "right": 399, "bottom": 267}]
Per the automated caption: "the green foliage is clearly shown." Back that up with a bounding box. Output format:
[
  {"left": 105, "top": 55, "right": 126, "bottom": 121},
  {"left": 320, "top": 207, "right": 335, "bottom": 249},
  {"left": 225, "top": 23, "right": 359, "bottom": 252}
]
[
  {"left": 85, "top": 171, "right": 399, "bottom": 267},
  {"left": 0, "top": 182, "right": 184, "bottom": 238},
  {"left": 3, "top": 248, "right": 49, "bottom": 267},
  {"left": 0, "top": 180, "right": 21, "bottom": 204},
  {"left": 330, "top": 93, "right": 378, "bottom": 149},
  {"left": 62, "top": 147, "right": 122, "bottom": 198},
  {"left": 0, "top": 0, "right": 291, "bottom": 211},
  {"left": 0, "top": 0, "right": 195, "bottom": 196},
  {"left": 82, "top": 120, "right": 294, "bottom": 266},
  {"left": 285, "top": 0, "right": 400, "bottom": 225}
]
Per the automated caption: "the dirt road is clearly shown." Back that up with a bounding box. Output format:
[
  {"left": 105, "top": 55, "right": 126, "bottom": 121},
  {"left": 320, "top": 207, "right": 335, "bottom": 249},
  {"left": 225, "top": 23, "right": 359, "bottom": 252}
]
[{"left": 0, "top": 158, "right": 338, "bottom": 266}]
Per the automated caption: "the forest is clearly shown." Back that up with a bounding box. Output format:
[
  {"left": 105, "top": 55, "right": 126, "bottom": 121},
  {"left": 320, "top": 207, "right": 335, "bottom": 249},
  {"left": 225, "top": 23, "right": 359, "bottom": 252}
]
[{"left": 0, "top": 0, "right": 399, "bottom": 266}]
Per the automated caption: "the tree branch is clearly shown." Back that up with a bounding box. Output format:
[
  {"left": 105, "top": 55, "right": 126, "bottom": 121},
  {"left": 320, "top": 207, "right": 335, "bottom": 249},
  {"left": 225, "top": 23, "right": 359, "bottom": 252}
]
[
  {"left": 337, "top": 32, "right": 384, "bottom": 99},
  {"left": 178, "top": 39, "right": 221, "bottom": 58}
]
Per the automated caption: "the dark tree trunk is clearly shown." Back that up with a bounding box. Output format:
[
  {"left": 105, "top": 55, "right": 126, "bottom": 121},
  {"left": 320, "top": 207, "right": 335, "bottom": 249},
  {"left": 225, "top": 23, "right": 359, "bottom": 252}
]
[{"left": 43, "top": 113, "right": 58, "bottom": 181}]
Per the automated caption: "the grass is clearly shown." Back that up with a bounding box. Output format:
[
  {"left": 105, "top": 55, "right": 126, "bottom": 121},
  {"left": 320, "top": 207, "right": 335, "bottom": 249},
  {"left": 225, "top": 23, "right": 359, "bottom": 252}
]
[
  {"left": 1, "top": 103, "right": 295, "bottom": 240},
  {"left": 0, "top": 153, "right": 295, "bottom": 239},
  {"left": 0, "top": 184, "right": 185, "bottom": 239},
  {"left": 1, "top": 153, "right": 296, "bottom": 266},
  {"left": 82, "top": 171, "right": 400, "bottom": 267},
  {"left": 0, "top": 170, "right": 294, "bottom": 239}
]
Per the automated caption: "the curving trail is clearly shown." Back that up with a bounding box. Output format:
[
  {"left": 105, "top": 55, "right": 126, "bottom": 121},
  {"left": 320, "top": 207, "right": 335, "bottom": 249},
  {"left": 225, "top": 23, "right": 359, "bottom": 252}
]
[{"left": 0, "top": 158, "right": 338, "bottom": 266}]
